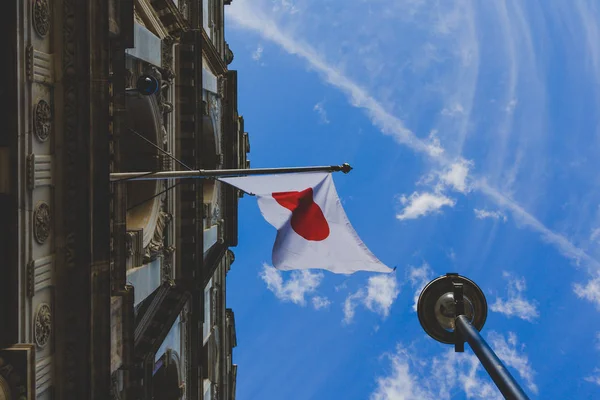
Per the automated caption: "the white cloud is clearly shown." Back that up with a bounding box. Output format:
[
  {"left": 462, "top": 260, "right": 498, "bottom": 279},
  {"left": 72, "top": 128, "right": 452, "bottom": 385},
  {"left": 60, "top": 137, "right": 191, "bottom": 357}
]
[
  {"left": 312, "top": 296, "right": 331, "bottom": 310},
  {"left": 439, "top": 159, "right": 472, "bottom": 193},
  {"left": 476, "top": 180, "right": 600, "bottom": 271},
  {"left": 334, "top": 282, "right": 347, "bottom": 292},
  {"left": 591, "top": 228, "right": 600, "bottom": 243},
  {"left": 585, "top": 369, "right": 600, "bottom": 386},
  {"left": 370, "top": 346, "right": 436, "bottom": 400},
  {"left": 505, "top": 98, "right": 518, "bottom": 113},
  {"left": 228, "top": 0, "right": 600, "bottom": 281},
  {"left": 488, "top": 331, "right": 538, "bottom": 394},
  {"left": 343, "top": 274, "right": 399, "bottom": 323},
  {"left": 313, "top": 101, "right": 330, "bottom": 124},
  {"left": 370, "top": 345, "right": 503, "bottom": 400},
  {"left": 272, "top": 0, "right": 299, "bottom": 15},
  {"left": 474, "top": 208, "right": 507, "bottom": 222},
  {"left": 490, "top": 272, "right": 539, "bottom": 322},
  {"left": 252, "top": 45, "right": 264, "bottom": 61},
  {"left": 343, "top": 290, "right": 364, "bottom": 324},
  {"left": 408, "top": 263, "right": 434, "bottom": 312},
  {"left": 585, "top": 336, "right": 600, "bottom": 386},
  {"left": 260, "top": 263, "right": 323, "bottom": 306},
  {"left": 441, "top": 103, "right": 465, "bottom": 117},
  {"left": 425, "top": 130, "right": 445, "bottom": 158},
  {"left": 397, "top": 192, "right": 456, "bottom": 220},
  {"left": 447, "top": 248, "right": 456, "bottom": 260},
  {"left": 574, "top": 277, "right": 600, "bottom": 309},
  {"left": 226, "top": 3, "right": 442, "bottom": 157},
  {"left": 364, "top": 274, "right": 399, "bottom": 318}
]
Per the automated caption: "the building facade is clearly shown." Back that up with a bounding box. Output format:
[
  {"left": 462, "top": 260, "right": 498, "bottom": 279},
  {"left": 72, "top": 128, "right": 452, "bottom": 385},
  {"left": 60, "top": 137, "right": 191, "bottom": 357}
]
[{"left": 0, "top": 0, "right": 248, "bottom": 399}]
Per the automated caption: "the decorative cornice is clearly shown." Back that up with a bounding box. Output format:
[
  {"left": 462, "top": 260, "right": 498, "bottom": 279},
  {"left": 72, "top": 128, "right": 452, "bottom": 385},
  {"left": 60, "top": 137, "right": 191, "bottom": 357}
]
[
  {"left": 202, "top": 29, "right": 227, "bottom": 76},
  {"left": 135, "top": 0, "right": 169, "bottom": 38},
  {"left": 148, "top": 0, "right": 189, "bottom": 38}
]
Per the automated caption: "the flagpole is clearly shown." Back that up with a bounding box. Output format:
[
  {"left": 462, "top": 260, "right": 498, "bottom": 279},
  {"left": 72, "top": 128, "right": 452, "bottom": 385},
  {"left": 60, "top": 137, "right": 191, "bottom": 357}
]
[{"left": 110, "top": 163, "right": 353, "bottom": 182}]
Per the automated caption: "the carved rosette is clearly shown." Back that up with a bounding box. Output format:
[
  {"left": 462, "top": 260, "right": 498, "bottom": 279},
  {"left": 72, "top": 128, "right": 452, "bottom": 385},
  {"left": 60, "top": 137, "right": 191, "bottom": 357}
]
[
  {"left": 33, "top": 202, "right": 51, "bottom": 244},
  {"left": 34, "top": 99, "right": 52, "bottom": 142},
  {"left": 34, "top": 303, "right": 52, "bottom": 348},
  {"left": 33, "top": 0, "right": 51, "bottom": 37}
]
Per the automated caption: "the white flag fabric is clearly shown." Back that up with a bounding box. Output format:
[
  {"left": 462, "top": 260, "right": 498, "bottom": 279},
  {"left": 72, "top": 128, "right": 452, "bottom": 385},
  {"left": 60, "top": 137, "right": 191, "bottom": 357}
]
[{"left": 218, "top": 172, "right": 392, "bottom": 274}]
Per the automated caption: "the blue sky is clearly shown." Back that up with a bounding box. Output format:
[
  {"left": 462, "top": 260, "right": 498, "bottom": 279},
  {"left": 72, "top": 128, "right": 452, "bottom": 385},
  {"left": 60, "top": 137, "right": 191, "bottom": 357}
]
[{"left": 223, "top": 1, "right": 600, "bottom": 399}]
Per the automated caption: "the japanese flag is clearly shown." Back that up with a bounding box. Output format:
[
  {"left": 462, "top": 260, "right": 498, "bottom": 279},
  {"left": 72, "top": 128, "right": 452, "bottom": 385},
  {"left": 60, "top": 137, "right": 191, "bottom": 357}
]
[{"left": 219, "top": 172, "right": 392, "bottom": 274}]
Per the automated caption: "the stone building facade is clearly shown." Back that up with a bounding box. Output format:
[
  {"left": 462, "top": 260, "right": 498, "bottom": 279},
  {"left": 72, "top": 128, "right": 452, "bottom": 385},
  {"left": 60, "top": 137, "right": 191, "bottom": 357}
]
[{"left": 0, "top": 0, "right": 248, "bottom": 399}]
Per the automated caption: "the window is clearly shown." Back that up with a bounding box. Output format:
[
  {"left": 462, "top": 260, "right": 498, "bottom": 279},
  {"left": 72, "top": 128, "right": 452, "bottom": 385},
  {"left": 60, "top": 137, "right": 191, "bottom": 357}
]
[
  {"left": 203, "top": 0, "right": 210, "bottom": 37},
  {"left": 203, "top": 379, "right": 212, "bottom": 400},
  {"left": 203, "top": 279, "right": 213, "bottom": 343}
]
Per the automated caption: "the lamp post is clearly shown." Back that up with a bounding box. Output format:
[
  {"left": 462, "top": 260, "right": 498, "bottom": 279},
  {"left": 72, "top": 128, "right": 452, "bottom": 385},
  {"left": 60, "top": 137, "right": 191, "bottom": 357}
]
[{"left": 416, "top": 273, "right": 530, "bottom": 400}]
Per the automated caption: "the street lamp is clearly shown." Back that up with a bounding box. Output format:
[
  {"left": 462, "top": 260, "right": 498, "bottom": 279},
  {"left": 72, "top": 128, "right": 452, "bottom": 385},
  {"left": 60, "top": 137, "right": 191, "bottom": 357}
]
[{"left": 417, "top": 273, "right": 530, "bottom": 400}]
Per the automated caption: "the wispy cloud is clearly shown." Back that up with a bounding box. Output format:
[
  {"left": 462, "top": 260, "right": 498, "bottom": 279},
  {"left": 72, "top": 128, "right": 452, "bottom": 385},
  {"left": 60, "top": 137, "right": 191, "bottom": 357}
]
[
  {"left": 343, "top": 290, "right": 363, "bottom": 324},
  {"left": 272, "top": 0, "right": 299, "bottom": 15},
  {"left": 585, "top": 334, "right": 600, "bottom": 386},
  {"left": 490, "top": 272, "right": 539, "bottom": 321},
  {"left": 505, "top": 98, "right": 518, "bottom": 113},
  {"left": 476, "top": 180, "right": 600, "bottom": 272},
  {"left": 227, "top": 0, "right": 600, "bottom": 296},
  {"left": 574, "top": 277, "right": 600, "bottom": 309},
  {"left": 312, "top": 296, "right": 331, "bottom": 310},
  {"left": 260, "top": 263, "right": 323, "bottom": 306},
  {"left": 408, "top": 263, "right": 434, "bottom": 312},
  {"left": 441, "top": 103, "right": 465, "bottom": 117},
  {"left": 226, "top": 3, "right": 441, "bottom": 158},
  {"left": 475, "top": 208, "right": 508, "bottom": 222},
  {"left": 591, "top": 228, "right": 600, "bottom": 244},
  {"left": 438, "top": 159, "right": 472, "bottom": 193},
  {"left": 364, "top": 274, "right": 400, "bottom": 318},
  {"left": 252, "top": 44, "right": 264, "bottom": 61},
  {"left": 313, "top": 101, "right": 330, "bottom": 124},
  {"left": 370, "top": 344, "right": 504, "bottom": 400},
  {"left": 343, "top": 274, "right": 399, "bottom": 323},
  {"left": 585, "top": 369, "right": 600, "bottom": 386},
  {"left": 488, "top": 331, "right": 538, "bottom": 394},
  {"left": 397, "top": 192, "right": 456, "bottom": 220}
]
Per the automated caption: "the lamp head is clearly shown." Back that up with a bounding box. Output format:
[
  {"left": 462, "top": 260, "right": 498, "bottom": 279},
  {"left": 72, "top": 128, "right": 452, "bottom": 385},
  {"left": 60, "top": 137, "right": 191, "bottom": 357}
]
[{"left": 417, "top": 273, "right": 487, "bottom": 344}]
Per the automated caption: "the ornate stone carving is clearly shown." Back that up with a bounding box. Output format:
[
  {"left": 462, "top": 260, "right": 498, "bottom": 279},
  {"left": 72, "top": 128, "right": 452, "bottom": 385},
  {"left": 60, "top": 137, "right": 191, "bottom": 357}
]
[
  {"left": 125, "top": 229, "right": 144, "bottom": 269},
  {"left": 211, "top": 203, "right": 221, "bottom": 226},
  {"left": 33, "top": 0, "right": 51, "bottom": 37},
  {"left": 161, "top": 36, "right": 175, "bottom": 72},
  {"left": 144, "top": 211, "right": 173, "bottom": 263},
  {"left": 34, "top": 303, "right": 52, "bottom": 348},
  {"left": 179, "top": 0, "right": 190, "bottom": 20},
  {"left": 33, "top": 202, "right": 51, "bottom": 244},
  {"left": 110, "top": 372, "right": 123, "bottom": 400},
  {"left": 34, "top": 99, "right": 52, "bottom": 142},
  {"left": 218, "top": 75, "right": 226, "bottom": 98},
  {"left": 125, "top": 232, "right": 134, "bottom": 256},
  {"left": 162, "top": 245, "right": 176, "bottom": 281},
  {"left": 208, "top": 95, "right": 221, "bottom": 127}
]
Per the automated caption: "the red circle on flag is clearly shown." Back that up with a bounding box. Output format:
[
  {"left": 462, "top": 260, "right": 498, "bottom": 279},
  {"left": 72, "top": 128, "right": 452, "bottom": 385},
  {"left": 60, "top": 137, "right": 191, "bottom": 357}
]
[{"left": 272, "top": 188, "right": 330, "bottom": 241}]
